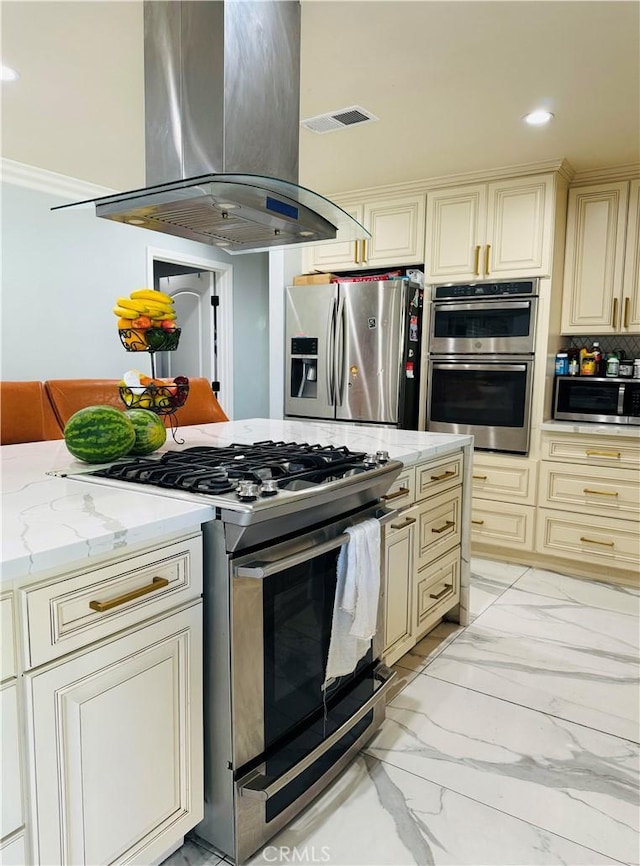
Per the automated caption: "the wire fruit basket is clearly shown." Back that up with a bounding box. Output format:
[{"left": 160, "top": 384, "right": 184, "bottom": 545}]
[{"left": 118, "top": 327, "right": 181, "bottom": 353}]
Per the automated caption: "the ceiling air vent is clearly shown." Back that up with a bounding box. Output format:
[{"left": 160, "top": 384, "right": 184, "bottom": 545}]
[{"left": 301, "top": 106, "right": 378, "bottom": 134}]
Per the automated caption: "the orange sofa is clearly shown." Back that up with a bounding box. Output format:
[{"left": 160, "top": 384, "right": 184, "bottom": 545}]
[{"left": 0, "top": 381, "right": 64, "bottom": 444}]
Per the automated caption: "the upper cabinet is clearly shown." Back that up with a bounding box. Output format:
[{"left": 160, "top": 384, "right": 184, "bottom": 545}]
[
  {"left": 301, "top": 194, "right": 426, "bottom": 274},
  {"left": 561, "top": 180, "right": 640, "bottom": 334},
  {"left": 425, "top": 174, "right": 555, "bottom": 282}
]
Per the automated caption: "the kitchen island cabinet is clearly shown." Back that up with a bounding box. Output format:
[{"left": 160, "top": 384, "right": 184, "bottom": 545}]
[{"left": 1, "top": 420, "right": 472, "bottom": 864}]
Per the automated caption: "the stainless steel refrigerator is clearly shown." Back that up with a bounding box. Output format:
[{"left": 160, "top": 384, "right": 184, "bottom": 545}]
[{"left": 285, "top": 278, "right": 423, "bottom": 427}]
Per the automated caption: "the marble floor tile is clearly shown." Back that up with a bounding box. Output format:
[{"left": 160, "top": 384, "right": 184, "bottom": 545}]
[
  {"left": 160, "top": 837, "right": 223, "bottom": 866},
  {"left": 509, "top": 566, "right": 640, "bottom": 615},
  {"left": 395, "top": 622, "right": 464, "bottom": 673},
  {"left": 365, "top": 676, "right": 640, "bottom": 864},
  {"left": 387, "top": 663, "right": 422, "bottom": 701},
  {"left": 243, "top": 754, "right": 620, "bottom": 866},
  {"left": 470, "top": 557, "right": 531, "bottom": 586},
  {"left": 425, "top": 593, "right": 640, "bottom": 741}
]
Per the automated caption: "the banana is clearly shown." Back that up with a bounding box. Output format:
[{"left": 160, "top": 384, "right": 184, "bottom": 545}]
[
  {"left": 143, "top": 300, "right": 175, "bottom": 316},
  {"left": 130, "top": 289, "right": 174, "bottom": 305},
  {"left": 116, "top": 297, "right": 147, "bottom": 314},
  {"left": 113, "top": 305, "right": 140, "bottom": 319}
]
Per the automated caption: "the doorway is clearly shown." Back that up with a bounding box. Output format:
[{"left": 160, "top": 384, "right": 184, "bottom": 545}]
[{"left": 146, "top": 248, "right": 234, "bottom": 419}]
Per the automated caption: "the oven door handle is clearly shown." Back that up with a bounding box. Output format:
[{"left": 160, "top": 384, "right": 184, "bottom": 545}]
[
  {"left": 431, "top": 362, "right": 528, "bottom": 373},
  {"left": 433, "top": 300, "right": 534, "bottom": 313},
  {"left": 235, "top": 510, "right": 399, "bottom": 579},
  {"left": 237, "top": 663, "right": 397, "bottom": 801}
]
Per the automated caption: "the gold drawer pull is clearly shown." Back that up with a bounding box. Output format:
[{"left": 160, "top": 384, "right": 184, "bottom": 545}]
[
  {"left": 431, "top": 470, "right": 456, "bottom": 481},
  {"left": 583, "top": 488, "right": 619, "bottom": 497},
  {"left": 473, "top": 474, "right": 488, "bottom": 480},
  {"left": 430, "top": 583, "right": 452, "bottom": 600},
  {"left": 390, "top": 517, "right": 417, "bottom": 530},
  {"left": 472, "top": 519, "right": 485, "bottom": 525},
  {"left": 624, "top": 296, "right": 630, "bottom": 329},
  {"left": 382, "top": 487, "right": 410, "bottom": 501},
  {"left": 432, "top": 520, "right": 455, "bottom": 534},
  {"left": 579, "top": 536, "right": 615, "bottom": 548},
  {"left": 89, "top": 576, "right": 169, "bottom": 612},
  {"left": 474, "top": 245, "right": 481, "bottom": 276},
  {"left": 612, "top": 297, "right": 619, "bottom": 329},
  {"left": 585, "top": 449, "right": 621, "bottom": 458},
  {"left": 484, "top": 244, "right": 491, "bottom": 276}
]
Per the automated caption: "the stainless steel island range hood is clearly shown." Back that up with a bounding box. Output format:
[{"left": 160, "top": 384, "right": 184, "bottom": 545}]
[{"left": 54, "top": 0, "right": 369, "bottom": 254}]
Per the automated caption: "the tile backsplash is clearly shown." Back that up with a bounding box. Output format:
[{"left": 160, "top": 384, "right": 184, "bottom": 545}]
[{"left": 564, "top": 334, "right": 640, "bottom": 359}]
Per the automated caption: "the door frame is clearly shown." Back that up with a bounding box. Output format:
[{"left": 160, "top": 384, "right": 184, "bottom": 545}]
[{"left": 145, "top": 246, "right": 234, "bottom": 419}]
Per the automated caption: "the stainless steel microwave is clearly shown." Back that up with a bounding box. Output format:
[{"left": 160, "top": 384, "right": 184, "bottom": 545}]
[{"left": 553, "top": 376, "right": 640, "bottom": 425}]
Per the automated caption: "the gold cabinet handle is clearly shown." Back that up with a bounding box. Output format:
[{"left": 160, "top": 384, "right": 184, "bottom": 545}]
[
  {"left": 579, "top": 536, "right": 615, "bottom": 548},
  {"left": 484, "top": 244, "right": 491, "bottom": 276},
  {"left": 354, "top": 242, "right": 360, "bottom": 265},
  {"left": 583, "top": 488, "right": 619, "bottom": 497},
  {"left": 431, "top": 470, "right": 456, "bottom": 481},
  {"left": 624, "top": 296, "right": 630, "bottom": 329},
  {"left": 585, "top": 449, "right": 621, "bottom": 458},
  {"left": 472, "top": 519, "right": 485, "bottom": 525},
  {"left": 472, "top": 474, "right": 488, "bottom": 480},
  {"left": 429, "top": 583, "right": 452, "bottom": 600},
  {"left": 474, "top": 245, "right": 481, "bottom": 276},
  {"left": 89, "top": 576, "right": 169, "bottom": 612},
  {"left": 361, "top": 239, "right": 368, "bottom": 263},
  {"left": 432, "top": 519, "right": 455, "bottom": 534},
  {"left": 382, "top": 486, "right": 410, "bottom": 501},
  {"left": 612, "top": 297, "right": 619, "bottom": 329},
  {"left": 390, "top": 517, "right": 417, "bottom": 530}
]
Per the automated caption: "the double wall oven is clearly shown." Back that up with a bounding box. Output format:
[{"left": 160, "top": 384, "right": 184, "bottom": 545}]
[
  {"left": 72, "top": 440, "right": 401, "bottom": 864},
  {"left": 427, "top": 279, "right": 538, "bottom": 454}
]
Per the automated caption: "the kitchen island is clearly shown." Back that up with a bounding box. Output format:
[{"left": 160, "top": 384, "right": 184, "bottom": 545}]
[{"left": 1, "top": 419, "right": 472, "bottom": 866}]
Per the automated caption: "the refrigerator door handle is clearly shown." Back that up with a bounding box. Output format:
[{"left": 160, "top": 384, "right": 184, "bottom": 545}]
[
  {"left": 327, "top": 298, "right": 337, "bottom": 405},
  {"left": 335, "top": 296, "right": 346, "bottom": 406}
]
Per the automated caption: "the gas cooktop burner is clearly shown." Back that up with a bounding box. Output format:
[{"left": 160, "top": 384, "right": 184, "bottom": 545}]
[{"left": 89, "top": 440, "right": 390, "bottom": 501}]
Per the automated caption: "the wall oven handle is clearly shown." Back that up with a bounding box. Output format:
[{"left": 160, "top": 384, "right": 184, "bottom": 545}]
[
  {"left": 237, "top": 663, "right": 397, "bottom": 801},
  {"left": 432, "top": 301, "right": 533, "bottom": 313},
  {"left": 432, "top": 362, "right": 527, "bottom": 373},
  {"left": 235, "top": 510, "right": 399, "bottom": 579}
]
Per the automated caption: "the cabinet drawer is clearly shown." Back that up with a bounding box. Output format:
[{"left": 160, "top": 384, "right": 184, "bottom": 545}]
[
  {"left": 416, "top": 452, "right": 463, "bottom": 502},
  {"left": 472, "top": 456, "right": 535, "bottom": 504},
  {"left": 1, "top": 596, "right": 16, "bottom": 681},
  {"left": 536, "top": 508, "right": 640, "bottom": 571},
  {"left": 1, "top": 683, "right": 22, "bottom": 840},
  {"left": 541, "top": 433, "right": 640, "bottom": 470},
  {"left": 539, "top": 462, "right": 640, "bottom": 518},
  {"left": 416, "top": 487, "right": 462, "bottom": 567},
  {"left": 415, "top": 546, "right": 460, "bottom": 633},
  {"left": 22, "top": 533, "right": 203, "bottom": 667},
  {"left": 381, "top": 466, "right": 415, "bottom": 508},
  {"left": 471, "top": 500, "right": 535, "bottom": 551}
]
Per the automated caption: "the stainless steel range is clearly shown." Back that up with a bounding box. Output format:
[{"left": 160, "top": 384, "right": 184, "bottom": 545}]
[{"left": 80, "top": 440, "right": 402, "bottom": 863}]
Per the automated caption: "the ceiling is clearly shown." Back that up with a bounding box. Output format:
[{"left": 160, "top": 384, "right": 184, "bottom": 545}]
[{"left": 1, "top": 1, "right": 639, "bottom": 196}]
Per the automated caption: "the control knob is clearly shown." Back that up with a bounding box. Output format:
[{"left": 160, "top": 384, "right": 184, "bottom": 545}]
[
  {"left": 376, "top": 450, "right": 390, "bottom": 464},
  {"left": 236, "top": 480, "right": 260, "bottom": 502},
  {"left": 363, "top": 454, "right": 379, "bottom": 468},
  {"left": 260, "top": 479, "right": 279, "bottom": 496}
]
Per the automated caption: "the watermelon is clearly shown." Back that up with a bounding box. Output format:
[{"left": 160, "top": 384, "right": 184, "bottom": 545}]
[
  {"left": 124, "top": 408, "right": 167, "bottom": 455},
  {"left": 64, "top": 405, "right": 136, "bottom": 464}
]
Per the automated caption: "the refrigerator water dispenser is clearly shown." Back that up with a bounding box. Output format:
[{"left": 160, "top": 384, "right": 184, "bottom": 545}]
[{"left": 290, "top": 337, "right": 318, "bottom": 399}]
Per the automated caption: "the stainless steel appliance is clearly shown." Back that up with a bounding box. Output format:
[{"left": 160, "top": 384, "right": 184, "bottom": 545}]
[
  {"left": 285, "top": 278, "right": 423, "bottom": 427},
  {"left": 553, "top": 376, "right": 640, "bottom": 425},
  {"left": 427, "top": 279, "right": 539, "bottom": 455},
  {"left": 72, "top": 441, "right": 401, "bottom": 863}
]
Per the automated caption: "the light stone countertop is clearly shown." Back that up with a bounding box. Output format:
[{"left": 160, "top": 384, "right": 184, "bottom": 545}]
[
  {"left": 540, "top": 420, "right": 640, "bottom": 438},
  {"left": 1, "top": 419, "right": 472, "bottom": 585}
]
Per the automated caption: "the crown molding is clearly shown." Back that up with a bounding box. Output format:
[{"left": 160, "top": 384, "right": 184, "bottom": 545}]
[
  {"left": 570, "top": 162, "right": 640, "bottom": 186},
  {"left": 1, "top": 159, "right": 116, "bottom": 199},
  {"left": 324, "top": 158, "right": 575, "bottom": 203}
]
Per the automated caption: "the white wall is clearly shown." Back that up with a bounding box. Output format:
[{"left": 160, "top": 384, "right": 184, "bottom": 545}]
[{"left": 1, "top": 177, "right": 270, "bottom": 419}]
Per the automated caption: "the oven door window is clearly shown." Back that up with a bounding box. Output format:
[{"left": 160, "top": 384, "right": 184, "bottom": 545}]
[
  {"left": 263, "top": 547, "right": 371, "bottom": 750},
  {"left": 434, "top": 303, "right": 533, "bottom": 340},
  {"left": 431, "top": 365, "right": 528, "bottom": 427}
]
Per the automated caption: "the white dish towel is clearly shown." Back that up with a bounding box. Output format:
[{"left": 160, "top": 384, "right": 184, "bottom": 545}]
[{"left": 324, "top": 517, "right": 381, "bottom": 687}]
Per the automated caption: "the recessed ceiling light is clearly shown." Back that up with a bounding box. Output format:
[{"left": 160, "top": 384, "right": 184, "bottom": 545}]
[
  {"left": 524, "top": 109, "right": 554, "bottom": 126},
  {"left": 1, "top": 65, "right": 20, "bottom": 82}
]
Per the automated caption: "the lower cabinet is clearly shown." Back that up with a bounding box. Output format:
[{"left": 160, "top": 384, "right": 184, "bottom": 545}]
[
  {"left": 24, "top": 602, "right": 203, "bottom": 866},
  {"left": 471, "top": 453, "right": 536, "bottom": 554},
  {"left": 382, "top": 451, "right": 464, "bottom": 667}
]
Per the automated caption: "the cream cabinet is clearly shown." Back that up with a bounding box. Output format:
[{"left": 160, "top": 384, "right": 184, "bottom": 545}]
[
  {"left": 471, "top": 453, "right": 537, "bottom": 554},
  {"left": 382, "top": 452, "right": 463, "bottom": 667},
  {"left": 536, "top": 432, "right": 640, "bottom": 580},
  {"left": 1, "top": 594, "right": 25, "bottom": 866},
  {"left": 560, "top": 179, "right": 640, "bottom": 334},
  {"left": 425, "top": 174, "right": 556, "bottom": 282},
  {"left": 8, "top": 531, "right": 204, "bottom": 866},
  {"left": 301, "top": 194, "right": 426, "bottom": 273}
]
